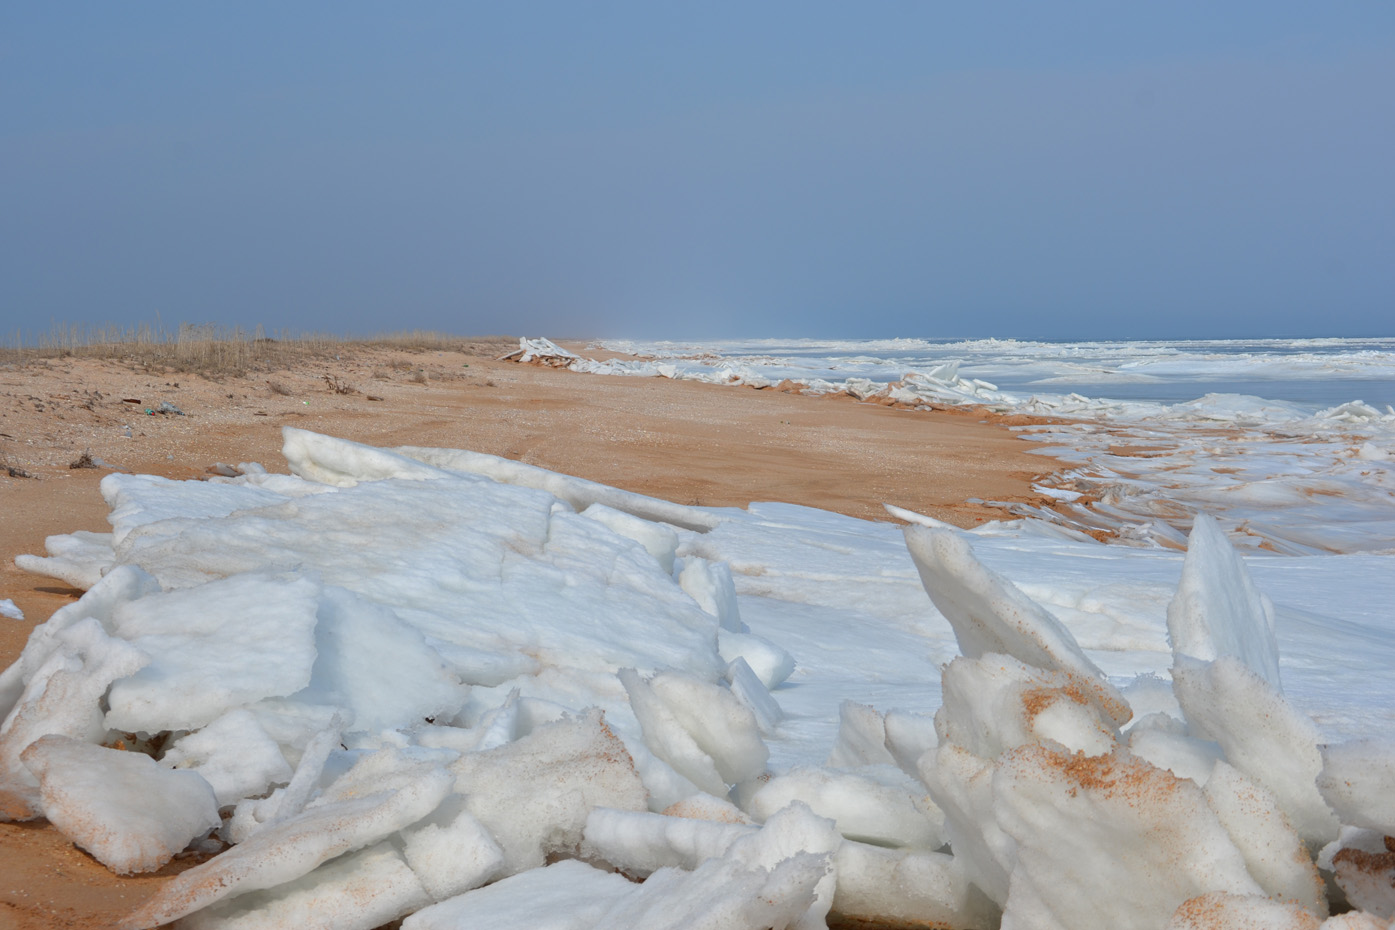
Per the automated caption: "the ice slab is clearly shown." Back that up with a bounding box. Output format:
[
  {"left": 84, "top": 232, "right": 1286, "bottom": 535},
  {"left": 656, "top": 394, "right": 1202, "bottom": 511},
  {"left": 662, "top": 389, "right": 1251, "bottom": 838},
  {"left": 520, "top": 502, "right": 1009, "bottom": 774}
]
[
  {"left": 446, "top": 709, "right": 648, "bottom": 875},
  {"left": 903, "top": 525, "right": 1131, "bottom": 726},
  {"left": 22, "top": 735, "right": 219, "bottom": 874},
  {"left": 993, "top": 744, "right": 1264, "bottom": 930},
  {"left": 1317, "top": 739, "right": 1395, "bottom": 835},
  {"left": 1168, "top": 514, "right": 1281, "bottom": 687},
  {"left": 401, "top": 860, "right": 637, "bottom": 930},
  {"left": 124, "top": 747, "right": 454, "bottom": 928},
  {"left": 745, "top": 765, "right": 945, "bottom": 850},
  {"left": 104, "top": 573, "right": 322, "bottom": 734},
  {"left": 1172, "top": 656, "right": 1339, "bottom": 846},
  {"left": 0, "top": 617, "right": 149, "bottom": 820},
  {"left": 159, "top": 709, "right": 294, "bottom": 808},
  {"left": 180, "top": 841, "right": 433, "bottom": 930}
]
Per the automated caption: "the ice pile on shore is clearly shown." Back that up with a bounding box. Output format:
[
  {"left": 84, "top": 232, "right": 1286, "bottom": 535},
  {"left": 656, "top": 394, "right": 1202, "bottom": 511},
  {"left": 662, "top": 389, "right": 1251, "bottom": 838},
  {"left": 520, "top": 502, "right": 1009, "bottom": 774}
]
[{"left": 4, "top": 428, "right": 1395, "bottom": 928}]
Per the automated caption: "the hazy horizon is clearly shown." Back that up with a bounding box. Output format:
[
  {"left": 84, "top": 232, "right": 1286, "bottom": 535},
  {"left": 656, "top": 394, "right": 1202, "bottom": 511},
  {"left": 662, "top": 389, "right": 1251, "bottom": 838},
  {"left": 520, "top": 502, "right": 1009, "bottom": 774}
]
[{"left": 4, "top": 3, "right": 1393, "bottom": 341}]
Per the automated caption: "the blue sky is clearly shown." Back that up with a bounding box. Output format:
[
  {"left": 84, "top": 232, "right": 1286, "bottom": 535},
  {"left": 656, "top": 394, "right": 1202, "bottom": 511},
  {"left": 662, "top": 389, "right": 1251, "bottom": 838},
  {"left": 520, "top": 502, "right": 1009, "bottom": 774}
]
[{"left": 2, "top": 3, "right": 1393, "bottom": 340}]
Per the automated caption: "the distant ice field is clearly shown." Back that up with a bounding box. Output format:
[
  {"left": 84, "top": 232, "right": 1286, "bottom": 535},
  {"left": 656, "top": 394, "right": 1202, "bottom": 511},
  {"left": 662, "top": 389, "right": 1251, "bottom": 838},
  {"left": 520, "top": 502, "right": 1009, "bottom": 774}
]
[
  {"left": 598, "top": 337, "right": 1395, "bottom": 411},
  {"left": 570, "top": 336, "right": 1395, "bottom": 556}
]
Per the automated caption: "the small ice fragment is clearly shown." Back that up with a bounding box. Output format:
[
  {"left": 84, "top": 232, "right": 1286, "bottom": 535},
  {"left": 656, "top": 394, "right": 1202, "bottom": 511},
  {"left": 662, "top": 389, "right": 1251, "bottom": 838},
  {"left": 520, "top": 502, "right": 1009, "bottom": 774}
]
[
  {"left": 0, "top": 599, "right": 22, "bottom": 620},
  {"left": 580, "top": 806, "right": 755, "bottom": 876}
]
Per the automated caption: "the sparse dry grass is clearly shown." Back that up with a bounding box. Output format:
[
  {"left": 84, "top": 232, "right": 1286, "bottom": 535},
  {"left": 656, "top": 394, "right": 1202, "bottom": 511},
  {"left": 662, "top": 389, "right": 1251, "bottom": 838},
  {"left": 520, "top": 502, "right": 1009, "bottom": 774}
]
[{"left": 0, "top": 322, "right": 516, "bottom": 379}]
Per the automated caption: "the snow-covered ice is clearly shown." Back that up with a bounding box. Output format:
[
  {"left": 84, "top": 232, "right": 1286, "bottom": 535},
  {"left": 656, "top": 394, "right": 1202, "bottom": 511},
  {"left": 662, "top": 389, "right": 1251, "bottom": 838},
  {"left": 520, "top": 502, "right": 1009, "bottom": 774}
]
[{"left": 3, "top": 423, "right": 1394, "bottom": 928}]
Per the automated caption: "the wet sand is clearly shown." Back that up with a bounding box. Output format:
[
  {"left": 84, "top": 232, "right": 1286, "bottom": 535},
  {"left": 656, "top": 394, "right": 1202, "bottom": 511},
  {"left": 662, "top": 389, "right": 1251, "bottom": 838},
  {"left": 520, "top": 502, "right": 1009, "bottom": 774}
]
[{"left": 0, "top": 340, "right": 1060, "bottom": 928}]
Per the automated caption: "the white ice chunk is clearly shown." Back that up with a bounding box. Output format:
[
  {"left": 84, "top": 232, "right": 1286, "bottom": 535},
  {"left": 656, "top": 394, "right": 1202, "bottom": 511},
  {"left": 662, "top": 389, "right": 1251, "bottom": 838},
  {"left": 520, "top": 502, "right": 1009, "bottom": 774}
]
[
  {"left": 1128, "top": 718, "right": 1223, "bottom": 785},
  {"left": 826, "top": 700, "right": 896, "bottom": 768},
  {"left": 746, "top": 765, "right": 945, "bottom": 850},
  {"left": 1167, "top": 892, "right": 1322, "bottom": 930},
  {"left": 1203, "top": 761, "right": 1326, "bottom": 916},
  {"left": 14, "top": 529, "right": 117, "bottom": 590},
  {"left": 13, "top": 564, "right": 160, "bottom": 683},
  {"left": 180, "top": 842, "right": 433, "bottom": 930},
  {"left": 225, "top": 719, "right": 345, "bottom": 843},
  {"left": 21, "top": 735, "right": 219, "bottom": 874},
  {"left": 447, "top": 709, "right": 648, "bottom": 875},
  {"left": 294, "top": 586, "right": 467, "bottom": 736},
  {"left": 160, "top": 709, "right": 294, "bottom": 808},
  {"left": 105, "top": 574, "right": 322, "bottom": 733},
  {"left": 619, "top": 668, "right": 726, "bottom": 797},
  {"left": 401, "top": 860, "right": 637, "bottom": 930},
  {"left": 1317, "top": 739, "right": 1395, "bottom": 835},
  {"left": 883, "top": 709, "right": 939, "bottom": 778},
  {"left": 0, "top": 598, "right": 23, "bottom": 620},
  {"left": 594, "top": 851, "right": 828, "bottom": 930},
  {"left": 903, "top": 525, "right": 1131, "bottom": 725},
  {"left": 832, "top": 840, "right": 997, "bottom": 930},
  {"left": 720, "top": 801, "right": 842, "bottom": 930},
  {"left": 918, "top": 743, "right": 1013, "bottom": 905},
  {"left": 724, "top": 657, "right": 784, "bottom": 734},
  {"left": 282, "top": 427, "right": 452, "bottom": 487},
  {"left": 125, "top": 747, "right": 454, "bottom": 928},
  {"left": 581, "top": 806, "right": 755, "bottom": 876},
  {"left": 678, "top": 557, "right": 746, "bottom": 631},
  {"left": 992, "top": 744, "right": 1264, "bottom": 930},
  {"left": 647, "top": 668, "right": 768, "bottom": 785},
  {"left": 936, "top": 653, "right": 1120, "bottom": 759},
  {"left": 0, "top": 617, "right": 149, "bottom": 820},
  {"left": 1168, "top": 513, "right": 1281, "bottom": 688},
  {"left": 661, "top": 791, "right": 755, "bottom": 824},
  {"left": 624, "top": 738, "right": 705, "bottom": 812},
  {"left": 582, "top": 503, "right": 680, "bottom": 574},
  {"left": 102, "top": 472, "right": 292, "bottom": 545},
  {"left": 1172, "top": 656, "right": 1339, "bottom": 846},
  {"left": 393, "top": 439, "right": 725, "bottom": 533},
  {"left": 717, "top": 630, "right": 795, "bottom": 689},
  {"left": 400, "top": 794, "right": 505, "bottom": 901},
  {"left": 1318, "top": 913, "right": 1391, "bottom": 930},
  {"left": 1331, "top": 844, "right": 1395, "bottom": 920}
]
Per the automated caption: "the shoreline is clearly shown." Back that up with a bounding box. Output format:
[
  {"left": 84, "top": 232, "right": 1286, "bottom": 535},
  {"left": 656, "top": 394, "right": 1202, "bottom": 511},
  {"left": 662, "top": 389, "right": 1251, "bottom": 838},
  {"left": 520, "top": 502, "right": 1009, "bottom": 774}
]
[{"left": 0, "top": 338, "right": 1064, "bottom": 929}]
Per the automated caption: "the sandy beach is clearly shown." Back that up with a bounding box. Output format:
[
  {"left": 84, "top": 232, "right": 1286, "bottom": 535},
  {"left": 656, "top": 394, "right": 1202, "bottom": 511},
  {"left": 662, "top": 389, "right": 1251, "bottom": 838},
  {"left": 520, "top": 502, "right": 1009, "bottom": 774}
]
[{"left": 0, "top": 339, "right": 1059, "bottom": 929}]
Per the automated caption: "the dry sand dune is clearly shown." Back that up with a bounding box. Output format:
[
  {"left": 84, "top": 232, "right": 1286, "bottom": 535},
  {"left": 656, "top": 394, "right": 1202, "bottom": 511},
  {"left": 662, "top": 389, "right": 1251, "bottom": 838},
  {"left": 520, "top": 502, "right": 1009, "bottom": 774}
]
[{"left": 0, "top": 338, "right": 1059, "bottom": 929}]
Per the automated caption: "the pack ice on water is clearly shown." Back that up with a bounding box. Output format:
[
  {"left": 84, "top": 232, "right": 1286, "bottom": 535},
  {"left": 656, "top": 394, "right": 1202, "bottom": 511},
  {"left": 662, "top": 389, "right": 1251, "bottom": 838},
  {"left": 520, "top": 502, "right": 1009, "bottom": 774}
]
[{"left": 3, "top": 417, "right": 1394, "bottom": 929}]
